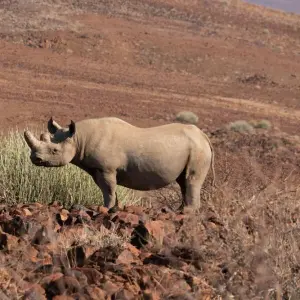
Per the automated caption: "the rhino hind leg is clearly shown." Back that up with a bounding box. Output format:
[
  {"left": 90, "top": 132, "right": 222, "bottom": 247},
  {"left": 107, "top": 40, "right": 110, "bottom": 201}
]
[
  {"left": 180, "top": 150, "right": 212, "bottom": 210},
  {"left": 176, "top": 170, "right": 187, "bottom": 211},
  {"left": 92, "top": 170, "right": 117, "bottom": 209}
]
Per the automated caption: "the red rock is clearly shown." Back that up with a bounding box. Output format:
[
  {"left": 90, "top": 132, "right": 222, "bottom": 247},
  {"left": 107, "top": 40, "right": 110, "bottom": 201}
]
[
  {"left": 68, "top": 244, "right": 99, "bottom": 267},
  {"left": 124, "top": 282, "right": 141, "bottom": 295},
  {"left": 77, "top": 210, "right": 92, "bottom": 221},
  {"left": 112, "top": 274, "right": 126, "bottom": 283},
  {"left": 174, "top": 214, "right": 186, "bottom": 222},
  {"left": 143, "top": 289, "right": 161, "bottom": 300},
  {"left": 139, "top": 251, "right": 152, "bottom": 260},
  {"left": 68, "top": 293, "right": 89, "bottom": 300},
  {"left": 98, "top": 206, "right": 109, "bottom": 214},
  {"left": 116, "top": 248, "right": 141, "bottom": 265},
  {"left": 28, "top": 203, "right": 44, "bottom": 209},
  {"left": 1, "top": 215, "right": 27, "bottom": 236},
  {"left": 67, "top": 246, "right": 86, "bottom": 267},
  {"left": 68, "top": 269, "right": 88, "bottom": 286},
  {"left": 145, "top": 220, "right": 165, "bottom": 243},
  {"left": 124, "top": 205, "right": 144, "bottom": 215},
  {"left": 58, "top": 210, "right": 69, "bottom": 221},
  {"left": 112, "top": 211, "right": 139, "bottom": 226},
  {"left": 72, "top": 267, "right": 103, "bottom": 285},
  {"left": 114, "top": 289, "right": 135, "bottom": 300},
  {"left": 52, "top": 296, "right": 73, "bottom": 300},
  {"left": 86, "top": 286, "right": 106, "bottom": 300},
  {"left": 0, "top": 232, "right": 19, "bottom": 251},
  {"left": 207, "top": 221, "right": 218, "bottom": 230},
  {"left": 26, "top": 246, "right": 39, "bottom": 262},
  {"left": 156, "top": 212, "right": 176, "bottom": 221},
  {"left": 32, "top": 225, "right": 55, "bottom": 245},
  {"left": 24, "top": 284, "right": 46, "bottom": 300},
  {"left": 49, "top": 276, "right": 82, "bottom": 295},
  {"left": 124, "top": 242, "right": 140, "bottom": 256},
  {"left": 37, "top": 252, "right": 53, "bottom": 266},
  {"left": 102, "top": 280, "right": 120, "bottom": 296},
  {"left": 57, "top": 226, "right": 87, "bottom": 248},
  {"left": 49, "top": 201, "right": 63, "bottom": 209},
  {"left": 141, "top": 275, "right": 151, "bottom": 288},
  {"left": 41, "top": 272, "right": 64, "bottom": 286},
  {"left": 4, "top": 267, "right": 31, "bottom": 290},
  {"left": 22, "top": 208, "right": 32, "bottom": 217}
]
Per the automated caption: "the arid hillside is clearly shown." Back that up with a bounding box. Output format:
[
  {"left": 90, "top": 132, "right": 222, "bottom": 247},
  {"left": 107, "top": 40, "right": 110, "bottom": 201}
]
[
  {"left": 1, "top": 1, "right": 300, "bottom": 299},
  {"left": 0, "top": 0, "right": 300, "bottom": 134}
]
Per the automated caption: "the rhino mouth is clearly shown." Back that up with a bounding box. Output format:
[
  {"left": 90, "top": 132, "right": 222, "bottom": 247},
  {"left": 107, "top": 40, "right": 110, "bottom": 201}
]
[
  {"left": 32, "top": 160, "right": 50, "bottom": 167},
  {"left": 30, "top": 156, "right": 51, "bottom": 167}
]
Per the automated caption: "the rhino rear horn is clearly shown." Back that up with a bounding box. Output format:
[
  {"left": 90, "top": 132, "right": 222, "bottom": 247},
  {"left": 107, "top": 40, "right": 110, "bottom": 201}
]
[
  {"left": 24, "top": 131, "right": 40, "bottom": 150},
  {"left": 48, "top": 117, "right": 62, "bottom": 134},
  {"left": 69, "top": 120, "right": 76, "bottom": 136}
]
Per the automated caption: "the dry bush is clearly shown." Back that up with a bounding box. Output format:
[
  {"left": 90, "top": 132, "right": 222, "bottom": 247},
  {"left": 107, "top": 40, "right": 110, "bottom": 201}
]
[
  {"left": 159, "top": 179, "right": 300, "bottom": 299},
  {"left": 254, "top": 119, "right": 272, "bottom": 130},
  {"left": 175, "top": 111, "right": 199, "bottom": 125},
  {"left": 226, "top": 120, "right": 255, "bottom": 133}
]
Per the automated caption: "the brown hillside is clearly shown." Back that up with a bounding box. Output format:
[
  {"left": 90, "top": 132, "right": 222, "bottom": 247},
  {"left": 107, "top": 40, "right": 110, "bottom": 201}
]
[
  {"left": 1, "top": 1, "right": 300, "bottom": 299},
  {"left": 0, "top": 0, "right": 300, "bottom": 134}
]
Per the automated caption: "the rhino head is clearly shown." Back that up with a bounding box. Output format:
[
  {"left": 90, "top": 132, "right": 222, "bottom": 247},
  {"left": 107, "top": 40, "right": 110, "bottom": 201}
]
[{"left": 24, "top": 117, "right": 77, "bottom": 167}]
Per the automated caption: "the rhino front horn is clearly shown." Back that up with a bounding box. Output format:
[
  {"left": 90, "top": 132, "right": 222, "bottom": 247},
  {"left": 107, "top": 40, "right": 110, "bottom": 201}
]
[{"left": 24, "top": 131, "right": 40, "bottom": 150}]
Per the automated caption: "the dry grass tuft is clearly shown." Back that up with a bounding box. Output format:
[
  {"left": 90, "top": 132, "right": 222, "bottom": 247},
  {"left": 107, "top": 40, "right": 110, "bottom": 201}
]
[
  {"left": 253, "top": 119, "right": 272, "bottom": 129},
  {"left": 226, "top": 120, "right": 255, "bottom": 133},
  {"left": 175, "top": 111, "right": 199, "bottom": 125}
]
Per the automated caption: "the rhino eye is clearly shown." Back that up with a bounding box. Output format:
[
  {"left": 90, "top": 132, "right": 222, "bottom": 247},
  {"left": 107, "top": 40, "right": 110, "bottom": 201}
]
[{"left": 52, "top": 148, "right": 59, "bottom": 154}]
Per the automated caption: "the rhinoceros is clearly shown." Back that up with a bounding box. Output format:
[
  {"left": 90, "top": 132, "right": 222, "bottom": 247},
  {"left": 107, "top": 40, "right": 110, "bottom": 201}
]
[{"left": 24, "top": 117, "right": 215, "bottom": 210}]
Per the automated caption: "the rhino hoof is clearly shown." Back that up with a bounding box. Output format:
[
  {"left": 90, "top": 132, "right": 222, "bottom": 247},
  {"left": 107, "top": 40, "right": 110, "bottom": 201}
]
[{"left": 108, "top": 206, "right": 120, "bottom": 214}]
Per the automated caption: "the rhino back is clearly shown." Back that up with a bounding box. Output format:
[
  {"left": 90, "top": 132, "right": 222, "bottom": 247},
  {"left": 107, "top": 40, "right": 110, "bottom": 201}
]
[{"left": 74, "top": 118, "right": 209, "bottom": 189}]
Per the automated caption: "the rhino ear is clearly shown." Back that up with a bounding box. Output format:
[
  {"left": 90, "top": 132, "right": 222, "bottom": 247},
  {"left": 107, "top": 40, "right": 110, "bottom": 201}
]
[
  {"left": 69, "top": 120, "right": 76, "bottom": 136},
  {"left": 48, "top": 117, "right": 62, "bottom": 134}
]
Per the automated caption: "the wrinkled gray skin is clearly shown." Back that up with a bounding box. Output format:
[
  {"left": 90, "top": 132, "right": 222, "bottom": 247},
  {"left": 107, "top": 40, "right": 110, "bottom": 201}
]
[{"left": 24, "top": 117, "right": 215, "bottom": 210}]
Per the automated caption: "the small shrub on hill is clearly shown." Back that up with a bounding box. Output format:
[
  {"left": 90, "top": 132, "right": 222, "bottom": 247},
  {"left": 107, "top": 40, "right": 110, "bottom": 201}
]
[
  {"left": 226, "top": 120, "right": 255, "bottom": 133},
  {"left": 254, "top": 119, "right": 272, "bottom": 129},
  {"left": 0, "top": 130, "right": 139, "bottom": 207},
  {"left": 175, "top": 111, "right": 199, "bottom": 124}
]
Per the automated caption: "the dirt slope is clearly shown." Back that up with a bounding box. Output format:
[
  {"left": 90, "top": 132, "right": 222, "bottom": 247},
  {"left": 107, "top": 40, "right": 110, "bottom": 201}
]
[
  {"left": 0, "top": 0, "right": 300, "bottom": 134},
  {"left": 1, "top": 2, "right": 300, "bottom": 299}
]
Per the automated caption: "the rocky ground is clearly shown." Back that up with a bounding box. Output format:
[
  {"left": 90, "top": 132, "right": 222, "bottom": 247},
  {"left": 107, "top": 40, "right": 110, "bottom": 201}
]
[
  {"left": 1, "top": 128, "right": 300, "bottom": 299},
  {"left": 1, "top": 0, "right": 300, "bottom": 299},
  {"left": 0, "top": 199, "right": 285, "bottom": 300},
  {"left": 0, "top": 202, "right": 222, "bottom": 300}
]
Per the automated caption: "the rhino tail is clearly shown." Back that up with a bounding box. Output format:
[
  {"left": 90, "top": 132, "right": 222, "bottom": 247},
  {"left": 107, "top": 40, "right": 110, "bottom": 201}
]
[{"left": 202, "top": 131, "right": 216, "bottom": 189}]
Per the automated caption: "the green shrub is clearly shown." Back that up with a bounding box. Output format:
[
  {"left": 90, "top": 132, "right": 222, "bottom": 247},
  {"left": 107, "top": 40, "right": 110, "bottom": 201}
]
[
  {"left": 254, "top": 119, "right": 272, "bottom": 129},
  {"left": 248, "top": 119, "right": 272, "bottom": 130},
  {"left": 175, "top": 111, "right": 199, "bottom": 124},
  {"left": 0, "top": 130, "right": 139, "bottom": 207},
  {"left": 227, "top": 120, "right": 254, "bottom": 133}
]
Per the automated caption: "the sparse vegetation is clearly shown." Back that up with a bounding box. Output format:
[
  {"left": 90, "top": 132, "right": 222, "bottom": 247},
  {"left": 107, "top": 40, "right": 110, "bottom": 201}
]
[
  {"left": 0, "top": 0, "right": 300, "bottom": 298},
  {"left": 249, "top": 119, "right": 272, "bottom": 129},
  {"left": 255, "top": 119, "right": 272, "bottom": 129},
  {"left": 226, "top": 120, "right": 255, "bottom": 133},
  {"left": 175, "top": 111, "right": 199, "bottom": 124},
  {"left": 0, "top": 127, "right": 300, "bottom": 299},
  {"left": 0, "top": 130, "right": 138, "bottom": 207}
]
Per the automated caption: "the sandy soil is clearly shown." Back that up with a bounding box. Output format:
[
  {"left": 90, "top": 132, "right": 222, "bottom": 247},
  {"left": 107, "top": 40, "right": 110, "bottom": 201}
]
[{"left": 0, "top": 0, "right": 300, "bottom": 135}]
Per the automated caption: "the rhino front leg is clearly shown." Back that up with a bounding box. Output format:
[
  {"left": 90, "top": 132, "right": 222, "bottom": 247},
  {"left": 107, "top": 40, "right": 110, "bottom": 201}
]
[{"left": 93, "top": 170, "right": 117, "bottom": 209}]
